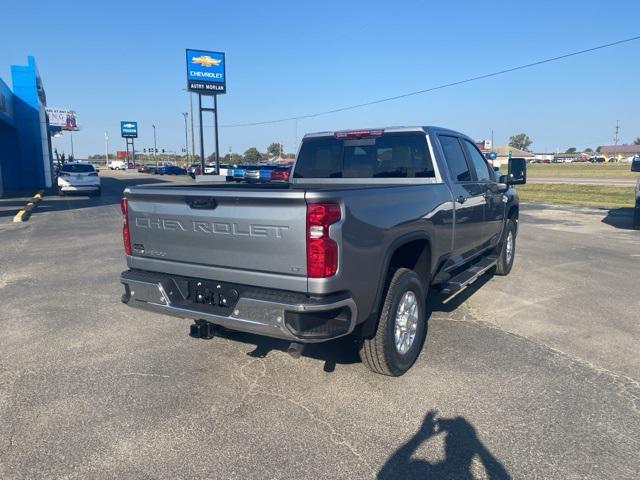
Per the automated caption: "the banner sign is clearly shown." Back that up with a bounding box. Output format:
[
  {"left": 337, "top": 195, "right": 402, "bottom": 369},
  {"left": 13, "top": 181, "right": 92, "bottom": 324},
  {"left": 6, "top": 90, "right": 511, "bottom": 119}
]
[
  {"left": 120, "top": 121, "right": 138, "bottom": 138},
  {"left": 186, "top": 49, "right": 226, "bottom": 94},
  {"left": 46, "top": 108, "right": 78, "bottom": 131}
]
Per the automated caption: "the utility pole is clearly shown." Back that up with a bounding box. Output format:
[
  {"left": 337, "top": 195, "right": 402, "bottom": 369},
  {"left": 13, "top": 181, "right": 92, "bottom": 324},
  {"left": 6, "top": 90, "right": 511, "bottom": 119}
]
[
  {"left": 614, "top": 120, "right": 620, "bottom": 161},
  {"left": 182, "top": 112, "right": 189, "bottom": 164},
  {"left": 104, "top": 132, "right": 109, "bottom": 168},
  {"left": 70, "top": 131, "right": 75, "bottom": 159},
  {"left": 152, "top": 124, "right": 158, "bottom": 167}
]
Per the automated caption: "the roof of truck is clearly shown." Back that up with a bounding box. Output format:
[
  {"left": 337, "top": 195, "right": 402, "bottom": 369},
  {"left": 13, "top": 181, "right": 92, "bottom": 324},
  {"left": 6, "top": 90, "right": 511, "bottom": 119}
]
[{"left": 302, "top": 126, "right": 464, "bottom": 139}]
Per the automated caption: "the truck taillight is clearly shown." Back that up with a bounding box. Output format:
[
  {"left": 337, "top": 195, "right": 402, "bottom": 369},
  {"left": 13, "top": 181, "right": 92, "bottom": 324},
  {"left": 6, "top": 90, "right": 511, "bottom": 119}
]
[
  {"left": 120, "top": 197, "right": 132, "bottom": 255},
  {"left": 306, "top": 202, "right": 341, "bottom": 278}
]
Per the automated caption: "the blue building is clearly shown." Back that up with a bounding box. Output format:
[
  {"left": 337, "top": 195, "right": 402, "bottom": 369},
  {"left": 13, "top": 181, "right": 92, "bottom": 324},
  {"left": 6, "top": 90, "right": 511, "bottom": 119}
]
[{"left": 0, "top": 56, "right": 53, "bottom": 196}]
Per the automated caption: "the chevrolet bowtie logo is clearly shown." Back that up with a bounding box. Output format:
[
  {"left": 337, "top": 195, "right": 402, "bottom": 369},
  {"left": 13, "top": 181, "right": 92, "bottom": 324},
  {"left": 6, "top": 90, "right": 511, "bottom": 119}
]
[
  {"left": 192, "top": 55, "right": 222, "bottom": 67},
  {"left": 123, "top": 123, "right": 135, "bottom": 128}
]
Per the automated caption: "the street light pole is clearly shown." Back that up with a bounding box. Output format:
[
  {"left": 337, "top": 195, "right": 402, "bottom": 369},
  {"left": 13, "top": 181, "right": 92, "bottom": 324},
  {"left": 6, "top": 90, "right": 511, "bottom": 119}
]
[
  {"left": 70, "top": 131, "right": 74, "bottom": 159},
  {"left": 104, "top": 132, "right": 109, "bottom": 168},
  {"left": 152, "top": 124, "right": 158, "bottom": 167},
  {"left": 182, "top": 112, "right": 189, "bottom": 164}
]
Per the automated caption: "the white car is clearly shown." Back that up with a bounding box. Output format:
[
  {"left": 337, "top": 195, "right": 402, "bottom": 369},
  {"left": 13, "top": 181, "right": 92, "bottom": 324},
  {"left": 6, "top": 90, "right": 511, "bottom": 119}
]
[
  {"left": 57, "top": 162, "right": 101, "bottom": 196},
  {"left": 109, "top": 160, "right": 127, "bottom": 170},
  {"left": 203, "top": 163, "right": 232, "bottom": 176}
]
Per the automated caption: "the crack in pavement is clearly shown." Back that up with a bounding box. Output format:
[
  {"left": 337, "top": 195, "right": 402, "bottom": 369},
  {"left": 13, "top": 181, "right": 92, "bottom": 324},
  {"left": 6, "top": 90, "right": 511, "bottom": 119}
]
[{"left": 230, "top": 350, "right": 376, "bottom": 478}]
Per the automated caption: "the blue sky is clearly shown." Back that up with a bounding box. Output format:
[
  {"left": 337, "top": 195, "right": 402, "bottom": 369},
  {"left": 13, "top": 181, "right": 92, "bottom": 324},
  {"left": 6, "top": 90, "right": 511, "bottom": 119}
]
[{"left": 1, "top": 0, "right": 639, "bottom": 158}]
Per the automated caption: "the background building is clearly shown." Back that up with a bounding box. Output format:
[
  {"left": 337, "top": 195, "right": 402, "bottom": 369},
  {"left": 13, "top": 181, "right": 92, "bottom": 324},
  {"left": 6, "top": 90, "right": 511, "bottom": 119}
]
[{"left": 0, "top": 56, "right": 53, "bottom": 196}]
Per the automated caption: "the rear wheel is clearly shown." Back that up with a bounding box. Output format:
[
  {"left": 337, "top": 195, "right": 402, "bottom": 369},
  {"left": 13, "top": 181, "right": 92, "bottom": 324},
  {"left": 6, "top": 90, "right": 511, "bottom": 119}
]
[
  {"left": 359, "top": 268, "right": 427, "bottom": 376},
  {"left": 493, "top": 219, "right": 517, "bottom": 275}
]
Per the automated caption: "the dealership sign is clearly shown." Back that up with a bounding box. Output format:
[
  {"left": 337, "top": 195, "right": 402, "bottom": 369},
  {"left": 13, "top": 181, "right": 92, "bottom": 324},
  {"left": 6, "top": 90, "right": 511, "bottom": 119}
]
[
  {"left": 120, "top": 121, "right": 138, "bottom": 138},
  {"left": 46, "top": 108, "right": 79, "bottom": 131},
  {"left": 186, "top": 49, "right": 226, "bottom": 94}
]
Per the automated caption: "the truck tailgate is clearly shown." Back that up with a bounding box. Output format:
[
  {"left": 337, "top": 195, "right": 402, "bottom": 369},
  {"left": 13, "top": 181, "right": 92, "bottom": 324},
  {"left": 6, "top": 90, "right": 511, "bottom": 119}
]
[{"left": 125, "top": 186, "right": 308, "bottom": 277}]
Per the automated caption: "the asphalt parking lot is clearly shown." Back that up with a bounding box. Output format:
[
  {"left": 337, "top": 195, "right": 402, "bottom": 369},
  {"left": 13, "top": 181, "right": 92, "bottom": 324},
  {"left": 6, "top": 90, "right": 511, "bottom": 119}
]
[{"left": 1, "top": 171, "right": 639, "bottom": 479}]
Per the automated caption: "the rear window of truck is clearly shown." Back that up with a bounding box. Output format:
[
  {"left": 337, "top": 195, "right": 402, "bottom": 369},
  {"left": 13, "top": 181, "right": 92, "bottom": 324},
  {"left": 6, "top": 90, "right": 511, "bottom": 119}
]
[{"left": 293, "top": 133, "right": 435, "bottom": 179}]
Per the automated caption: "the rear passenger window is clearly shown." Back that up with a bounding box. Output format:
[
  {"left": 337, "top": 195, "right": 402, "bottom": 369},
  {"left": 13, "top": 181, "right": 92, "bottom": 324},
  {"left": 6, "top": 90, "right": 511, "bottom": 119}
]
[
  {"left": 439, "top": 135, "right": 471, "bottom": 182},
  {"left": 463, "top": 139, "right": 492, "bottom": 182}
]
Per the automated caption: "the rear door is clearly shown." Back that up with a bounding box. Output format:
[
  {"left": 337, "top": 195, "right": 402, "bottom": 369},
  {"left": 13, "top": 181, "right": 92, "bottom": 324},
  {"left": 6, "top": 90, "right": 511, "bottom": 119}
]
[
  {"left": 462, "top": 139, "right": 504, "bottom": 247},
  {"left": 437, "top": 135, "right": 485, "bottom": 261},
  {"left": 126, "top": 186, "right": 308, "bottom": 276}
]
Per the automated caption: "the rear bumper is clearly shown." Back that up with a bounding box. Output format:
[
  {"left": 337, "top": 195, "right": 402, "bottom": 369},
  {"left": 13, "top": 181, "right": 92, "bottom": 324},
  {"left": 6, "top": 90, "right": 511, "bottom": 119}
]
[
  {"left": 120, "top": 269, "right": 357, "bottom": 343},
  {"left": 59, "top": 184, "right": 100, "bottom": 191}
]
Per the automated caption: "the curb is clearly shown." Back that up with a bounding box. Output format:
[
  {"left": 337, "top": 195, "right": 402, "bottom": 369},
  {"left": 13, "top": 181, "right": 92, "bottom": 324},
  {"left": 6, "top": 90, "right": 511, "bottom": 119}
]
[{"left": 13, "top": 191, "right": 43, "bottom": 223}]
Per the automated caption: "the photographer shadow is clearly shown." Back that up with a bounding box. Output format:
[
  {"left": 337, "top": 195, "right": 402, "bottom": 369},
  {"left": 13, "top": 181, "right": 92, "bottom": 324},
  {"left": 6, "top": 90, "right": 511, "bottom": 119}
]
[{"left": 378, "top": 410, "right": 510, "bottom": 480}]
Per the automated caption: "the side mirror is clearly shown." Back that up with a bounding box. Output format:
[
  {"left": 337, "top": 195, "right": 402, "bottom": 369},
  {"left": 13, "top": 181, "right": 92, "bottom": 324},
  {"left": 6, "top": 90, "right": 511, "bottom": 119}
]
[{"left": 504, "top": 157, "right": 527, "bottom": 185}]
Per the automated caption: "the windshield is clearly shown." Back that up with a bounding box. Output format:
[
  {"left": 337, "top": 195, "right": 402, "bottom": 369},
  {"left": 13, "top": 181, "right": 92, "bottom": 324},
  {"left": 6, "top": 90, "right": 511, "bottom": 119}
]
[
  {"left": 60, "top": 164, "right": 95, "bottom": 173},
  {"left": 293, "top": 133, "right": 435, "bottom": 179}
]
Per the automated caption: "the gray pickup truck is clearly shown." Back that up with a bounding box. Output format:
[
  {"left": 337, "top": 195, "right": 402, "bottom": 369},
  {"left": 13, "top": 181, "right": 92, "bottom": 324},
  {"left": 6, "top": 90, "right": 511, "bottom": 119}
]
[{"left": 120, "top": 126, "right": 526, "bottom": 375}]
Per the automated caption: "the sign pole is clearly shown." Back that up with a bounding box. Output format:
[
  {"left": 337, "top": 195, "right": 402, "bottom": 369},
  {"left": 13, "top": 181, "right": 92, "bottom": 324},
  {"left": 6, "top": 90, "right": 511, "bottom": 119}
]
[
  {"left": 198, "top": 93, "right": 205, "bottom": 173},
  {"left": 131, "top": 139, "right": 135, "bottom": 168},
  {"left": 214, "top": 94, "right": 220, "bottom": 175}
]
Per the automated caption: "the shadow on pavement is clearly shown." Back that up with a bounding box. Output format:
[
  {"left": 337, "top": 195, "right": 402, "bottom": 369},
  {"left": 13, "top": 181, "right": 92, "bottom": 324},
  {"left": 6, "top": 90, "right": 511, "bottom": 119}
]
[
  {"left": 378, "top": 410, "right": 510, "bottom": 479},
  {"left": 36, "top": 176, "right": 173, "bottom": 214},
  {"left": 602, "top": 207, "right": 639, "bottom": 230},
  {"left": 427, "top": 274, "right": 492, "bottom": 315},
  {"left": 198, "top": 328, "right": 361, "bottom": 373}
]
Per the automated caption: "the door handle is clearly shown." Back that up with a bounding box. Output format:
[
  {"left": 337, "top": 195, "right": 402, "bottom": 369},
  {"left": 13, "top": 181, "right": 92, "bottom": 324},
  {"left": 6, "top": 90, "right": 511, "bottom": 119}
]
[{"left": 456, "top": 195, "right": 466, "bottom": 204}]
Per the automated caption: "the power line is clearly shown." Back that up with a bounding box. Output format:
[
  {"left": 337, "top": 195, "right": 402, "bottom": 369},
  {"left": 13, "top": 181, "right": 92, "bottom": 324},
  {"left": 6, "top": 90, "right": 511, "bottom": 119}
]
[{"left": 220, "top": 35, "right": 640, "bottom": 129}]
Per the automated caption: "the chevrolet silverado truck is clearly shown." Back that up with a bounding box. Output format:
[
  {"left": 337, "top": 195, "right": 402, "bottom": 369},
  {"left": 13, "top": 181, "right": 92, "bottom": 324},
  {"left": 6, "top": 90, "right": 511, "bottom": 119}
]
[{"left": 119, "top": 127, "right": 526, "bottom": 376}]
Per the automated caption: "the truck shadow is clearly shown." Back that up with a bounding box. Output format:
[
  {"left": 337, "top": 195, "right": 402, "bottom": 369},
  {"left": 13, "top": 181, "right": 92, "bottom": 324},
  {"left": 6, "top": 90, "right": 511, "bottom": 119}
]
[
  {"left": 601, "top": 207, "right": 639, "bottom": 230},
  {"left": 208, "top": 328, "right": 361, "bottom": 372},
  {"left": 378, "top": 409, "right": 510, "bottom": 479},
  {"left": 208, "top": 275, "right": 492, "bottom": 373}
]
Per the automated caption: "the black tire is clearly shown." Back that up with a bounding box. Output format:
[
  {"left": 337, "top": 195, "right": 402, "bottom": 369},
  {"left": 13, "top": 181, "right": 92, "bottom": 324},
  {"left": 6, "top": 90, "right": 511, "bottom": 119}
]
[
  {"left": 94, "top": 187, "right": 102, "bottom": 197},
  {"left": 359, "top": 268, "right": 427, "bottom": 376},
  {"left": 494, "top": 219, "right": 517, "bottom": 275},
  {"left": 633, "top": 208, "right": 640, "bottom": 230}
]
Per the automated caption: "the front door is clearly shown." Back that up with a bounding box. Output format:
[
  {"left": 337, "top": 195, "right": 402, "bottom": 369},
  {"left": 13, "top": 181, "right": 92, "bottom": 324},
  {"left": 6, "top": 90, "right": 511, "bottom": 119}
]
[{"left": 462, "top": 139, "right": 505, "bottom": 247}]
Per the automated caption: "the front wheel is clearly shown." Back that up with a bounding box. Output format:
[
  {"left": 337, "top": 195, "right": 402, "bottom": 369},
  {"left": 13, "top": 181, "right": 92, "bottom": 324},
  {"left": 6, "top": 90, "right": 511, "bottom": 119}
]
[
  {"left": 359, "top": 268, "right": 427, "bottom": 376},
  {"left": 493, "top": 219, "right": 517, "bottom": 275}
]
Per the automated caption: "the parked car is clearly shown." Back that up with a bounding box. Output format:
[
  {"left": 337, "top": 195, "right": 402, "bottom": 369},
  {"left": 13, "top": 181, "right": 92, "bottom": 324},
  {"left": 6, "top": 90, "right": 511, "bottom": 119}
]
[
  {"left": 119, "top": 126, "right": 525, "bottom": 376},
  {"left": 57, "top": 162, "right": 101, "bottom": 196},
  {"left": 157, "top": 165, "right": 187, "bottom": 175},
  {"left": 258, "top": 165, "right": 279, "bottom": 182},
  {"left": 109, "top": 160, "right": 127, "bottom": 171},
  {"left": 270, "top": 165, "right": 292, "bottom": 182},
  {"left": 232, "top": 165, "right": 248, "bottom": 182},
  {"left": 203, "top": 163, "right": 232, "bottom": 176},
  {"left": 631, "top": 155, "right": 640, "bottom": 172},
  {"left": 138, "top": 163, "right": 154, "bottom": 173},
  {"left": 244, "top": 165, "right": 262, "bottom": 182},
  {"left": 91, "top": 163, "right": 101, "bottom": 172}
]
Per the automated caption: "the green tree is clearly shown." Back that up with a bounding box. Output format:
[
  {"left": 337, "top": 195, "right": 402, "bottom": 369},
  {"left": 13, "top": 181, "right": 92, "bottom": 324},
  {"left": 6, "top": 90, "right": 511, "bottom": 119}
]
[
  {"left": 244, "top": 147, "right": 261, "bottom": 163},
  {"left": 223, "top": 153, "right": 243, "bottom": 165},
  {"left": 584, "top": 148, "right": 593, "bottom": 153},
  {"left": 565, "top": 147, "right": 577, "bottom": 154},
  {"left": 634, "top": 137, "right": 640, "bottom": 145},
  {"left": 267, "top": 142, "right": 283, "bottom": 158},
  {"left": 508, "top": 133, "right": 533, "bottom": 152}
]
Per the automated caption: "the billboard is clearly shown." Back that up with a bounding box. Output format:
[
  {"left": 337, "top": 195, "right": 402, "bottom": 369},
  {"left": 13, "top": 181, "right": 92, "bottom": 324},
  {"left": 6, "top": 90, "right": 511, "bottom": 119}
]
[
  {"left": 120, "top": 121, "right": 138, "bottom": 138},
  {"left": 46, "top": 108, "right": 78, "bottom": 131},
  {"left": 186, "top": 49, "right": 226, "bottom": 94}
]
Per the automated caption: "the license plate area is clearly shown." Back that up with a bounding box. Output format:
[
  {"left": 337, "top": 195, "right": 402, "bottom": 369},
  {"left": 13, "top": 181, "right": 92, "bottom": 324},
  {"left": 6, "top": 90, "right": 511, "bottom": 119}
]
[{"left": 168, "top": 277, "right": 240, "bottom": 315}]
